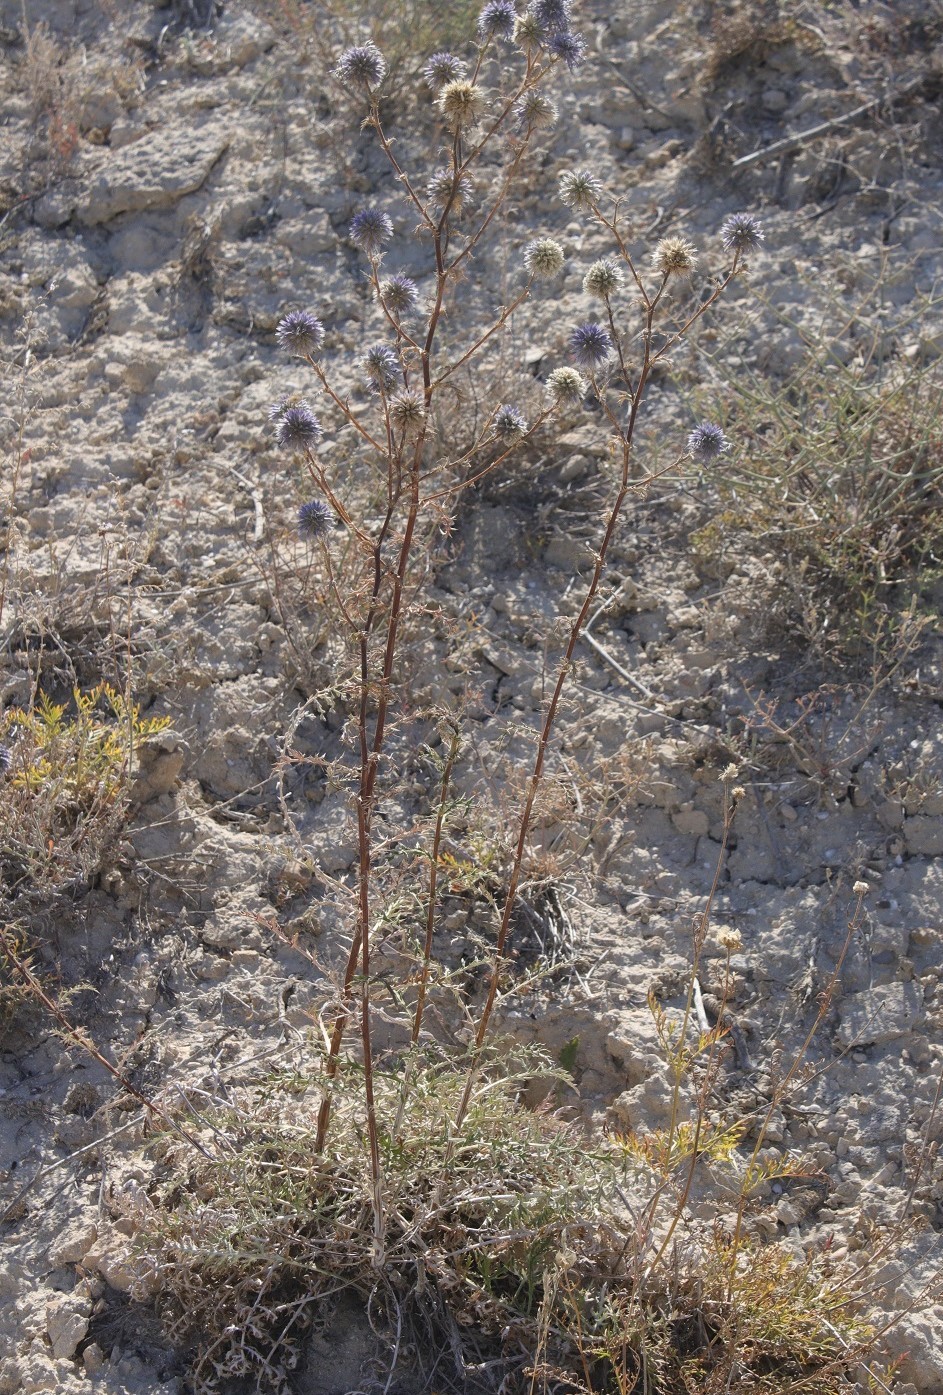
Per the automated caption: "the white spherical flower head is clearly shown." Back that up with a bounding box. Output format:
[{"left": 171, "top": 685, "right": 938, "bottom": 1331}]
[{"left": 523, "top": 237, "right": 565, "bottom": 279}]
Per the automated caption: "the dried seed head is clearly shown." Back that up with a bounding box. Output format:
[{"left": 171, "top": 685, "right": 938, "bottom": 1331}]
[
  {"left": 716, "top": 926, "right": 743, "bottom": 952},
  {"left": 514, "top": 90, "right": 558, "bottom": 131},
  {"left": 583, "top": 258, "right": 624, "bottom": 300},
  {"left": 652, "top": 235, "right": 697, "bottom": 278},
  {"left": 298, "top": 500, "right": 334, "bottom": 539},
  {"left": 437, "top": 79, "right": 484, "bottom": 130},
  {"left": 546, "top": 366, "right": 586, "bottom": 406},
  {"left": 514, "top": 12, "right": 544, "bottom": 46},
  {"left": 687, "top": 422, "right": 730, "bottom": 460},
  {"left": 334, "top": 43, "right": 387, "bottom": 88},
  {"left": 426, "top": 167, "right": 473, "bottom": 217},
  {"left": 276, "top": 310, "right": 325, "bottom": 358},
  {"left": 720, "top": 211, "right": 765, "bottom": 255},
  {"left": 523, "top": 237, "right": 565, "bottom": 278},
  {"left": 378, "top": 274, "right": 419, "bottom": 317},
  {"left": 389, "top": 390, "right": 426, "bottom": 435},
  {"left": 349, "top": 208, "right": 394, "bottom": 255},
  {"left": 853, "top": 879, "right": 870, "bottom": 896},
  {"left": 558, "top": 168, "right": 602, "bottom": 212}
]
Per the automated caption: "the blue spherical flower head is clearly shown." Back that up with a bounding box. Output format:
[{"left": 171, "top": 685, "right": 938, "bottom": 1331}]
[
  {"left": 514, "top": 90, "right": 557, "bottom": 131},
  {"left": 426, "top": 167, "right": 473, "bottom": 217},
  {"left": 361, "top": 344, "right": 400, "bottom": 394},
  {"left": 269, "top": 393, "right": 313, "bottom": 425},
  {"left": 276, "top": 404, "right": 323, "bottom": 452},
  {"left": 478, "top": 0, "right": 516, "bottom": 39},
  {"left": 687, "top": 422, "right": 730, "bottom": 460},
  {"left": 276, "top": 310, "right": 325, "bottom": 358},
  {"left": 378, "top": 274, "right": 419, "bottom": 316},
  {"left": 349, "top": 208, "right": 394, "bottom": 256},
  {"left": 422, "top": 51, "right": 468, "bottom": 89},
  {"left": 334, "top": 43, "right": 387, "bottom": 88},
  {"left": 298, "top": 500, "right": 334, "bottom": 540},
  {"left": 493, "top": 404, "right": 527, "bottom": 442},
  {"left": 529, "top": 0, "right": 571, "bottom": 33},
  {"left": 549, "top": 29, "right": 586, "bottom": 70},
  {"left": 720, "top": 212, "right": 764, "bottom": 255},
  {"left": 569, "top": 322, "right": 612, "bottom": 369}
]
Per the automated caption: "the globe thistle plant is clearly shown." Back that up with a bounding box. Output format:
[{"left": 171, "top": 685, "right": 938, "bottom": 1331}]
[
  {"left": 546, "top": 366, "right": 586, "bottom": 406},
  {"left": 361, "top": 344, "right": 400, "bottom": 394},
  {"left": 276, "top": 310, "right": 325, "bottom": 358},
  {"left": 523, "top": 237, "right": 565, "bottom": 278},
  {"left": 349, "top": 208, "right": 395, "bottom": 256},
  {"left": 687, "top": 422, "right": 730, "bottom": 460},
  {"left": 558, "top": 169, "right": 602, "bottom": 213},
  {"left": 514, "top": 90, "right": 557, "bottom": 131},
  {"left": 652, "top": 236, "right": 697, "bottom": 279},
  {"left": 298, "top": 499, "right": 334, "bottom": 539},
  {"left": 378, "top": 274, "right": 419, "bottom": 317},
  {"left": 720, "top": 211, "right": 765, "bottom": 255},
  {"left": 583, "top": 258, "right": 624, "bottom": 300},
  {"left": 389, "top": 390, "right": 426, "bottom": 436},
  {"left": 437, "top": 79, "right": 485, "bottom": 130},
  {"left": 493, "top": 404, "right": 528, "bottom": 441},
  {"left": 549, "top": 29, "right": 586, "bottom": 70},
  {"left": 477, "top": 0, "right": 517, "bottom": 39},
  {"left": 426, "top": 168, "right": 473, "bottom": 217},
  {"left": 275, "top": 403, "right": 323, "bottom": 452},
  {"left": 334, "top": 42, "right": 387, "bottom": 89},
  {"left": 422, "top": 51, "right": 468, "bottom": 89},
  {"left": 569, "top": 322, "right": 613, "bottom": 370}
]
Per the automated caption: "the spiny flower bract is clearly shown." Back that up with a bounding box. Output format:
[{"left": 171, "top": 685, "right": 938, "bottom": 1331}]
[
  {"left": 276, "top": 310, "right": 325, "bottom": 358},
  {"left": 361, "top": 344, "right": 400, "bottom": 394},
  {"left": 514, "top": 90, "right": 557, "bottom": 130},
  {"left": 298, "top": 500, "right": 334, "bottom": 539},
  {"left": 349, "top": 208, "right": 394, "bottom": 255},
  {"left": 558, "top": 168, "right": 602, "bottom": 212},
  {"left": 653, "top": 235, "right": 697, "bottom": 278},
  {"left": 334, "top": 43, "right": 387, "bottom": 88},
  {"left": 426, "top": 167, "right": 472, "bottom": 216},
  {"left": 720, "top": 211, "right": 765, "bottom": 255},
  {"left": 523, "top": 237, "right": 565, "bottom": 278},
  {"left": 583, "top": 258, "right": 624, "bottom": 299},
  {"left": 276, "top": 403, "right": 323, "bottom": 452},
  {"left": 378, "top": 274, "right": 419, "bottom": 316},
  {"left": 478, "top": 0, "right": 516, "bottom": 39},
  {"left": 389, "top": 390, "right": 426, "bottom": 434},
  {"left": 493, "top": 404, "right": 528, "bottom": 441},
  {"left": 422, "top": 51, "right": 468, "bottom": 89},
  {"left": 569, "top": 322, "right": 613, "bottom": 369},
  {"left": 546, "top": 366, "right": 586, "bottom": 406},
  {"left": 687, "top": 422, "right": 730, "bottom": 460},
  {"left": 549, "top": 29, "right": 586, "bottom": 70}
]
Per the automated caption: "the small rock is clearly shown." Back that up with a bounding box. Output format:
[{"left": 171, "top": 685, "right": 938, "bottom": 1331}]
[{"left": 836, "top": 981, "right": 925, "bottom": 1047}]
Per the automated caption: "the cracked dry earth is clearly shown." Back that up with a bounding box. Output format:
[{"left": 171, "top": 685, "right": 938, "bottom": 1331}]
[{"left": 3, "top": 0, "right": 943, "bottom": 1392}]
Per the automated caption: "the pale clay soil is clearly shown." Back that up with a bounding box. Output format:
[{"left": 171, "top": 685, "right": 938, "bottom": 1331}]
[{"left": 2, "top": 1, "right": 943, "bottom": 1392}]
